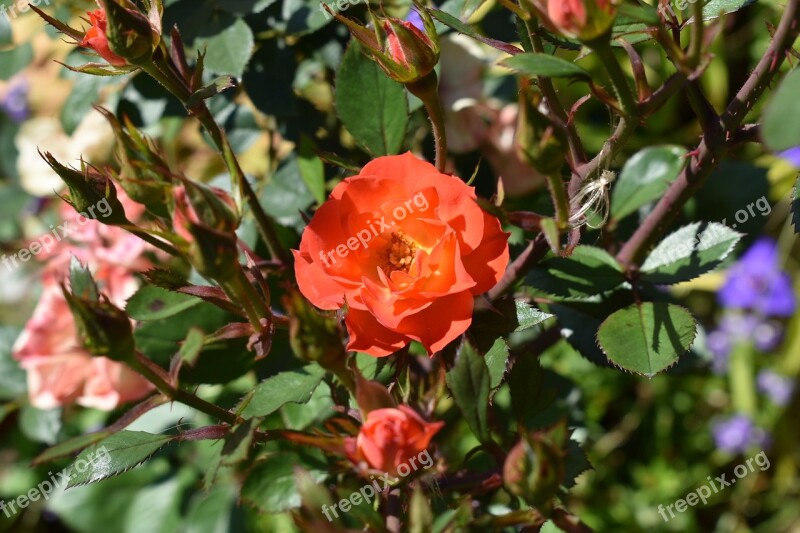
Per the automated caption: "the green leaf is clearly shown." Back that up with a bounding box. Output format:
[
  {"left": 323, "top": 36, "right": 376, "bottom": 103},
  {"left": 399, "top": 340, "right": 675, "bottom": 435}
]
[
  {"left": 20, "top": 405, "right": 62, "bottom": 445},
  {"left": 0, "top": 326, "right": 26, "bottom": 400},
  {"left": 241, "top": 452, "right": 327, "bottom": 513},
  {"left": 194, "top": 18, "right": 254, "bottom": 78},
  {"left": 180, "top": 328, "right": 205, "bottom": 366},
  {"left": 33, "top": 431, "right": 115, "bottom": 465},
  {"left": 335, "top": 42, "right": 408, "bottom": 156},
  {"left": 240, "top": 366, "right": 326, "bottom": 418},
  {"left": 763, "top": 68, "right": 800, "bottom": 152},
  {"left": 0, "top": 16, "right": 11, "bottom": 46},
  {"left": 297, "top": 135, "right": 326, "bottom": 206},
  {"left": 186, "top": 76, "right": 236, "bottom": 107},
  {"left": 640, "top": 222, "right": 742, "bottom": 284},
  {"left": 611, "top": 145, "right": 687, "bottom": 221},
  {"left": 0, "top": 43, "right": 33, "bottom": 80},
  {"left": 701, "top": 0, "right": 756, "bottom": 20},
  {"left": 502, "top": 53, "right": 591, "bottom": 80},
  {"left": 259, "top": 155, "right": 315, "bottom": 229},
  {"left": 61, "top": 76, "right": 109, "bottom": 135},
  {"left": 507, "top": 355, "right": 551, "bottom": 424},
  {"left": 484, "top": 338, "right": 509, "bottom": 389},
  {"left": 445, "top": 341, "right": 491, "bottom": 442},
  {"left": 527, "top": 246, "right": 625, "bottom": 299},
  {"left": 596, "top": 302, "right": 697, "bottom": 376},
  {"left": 513, "top": 300, "right": 553, "bottom": 331},
  {"left": 429, "top": 8, "right": 523, "bottom": 55},
  {"left": 66, "top": 431, "right": 174, "bottom": 487},
  {"left": 126, "top": 285, "right": 202, "bottom": 320}
]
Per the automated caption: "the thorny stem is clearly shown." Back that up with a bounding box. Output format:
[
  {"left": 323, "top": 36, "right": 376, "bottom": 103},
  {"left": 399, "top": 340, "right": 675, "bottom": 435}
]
[
  {"left": 407, "top": 71, "right": 448, "bottom": 173},
  {"left": 590, "top": 39, "right": 638, "bottom": 119},
  {"left": 131, "top": 351, "right": 240, "bottom": 425},
  {"left": 525, "top": 19, "right": 587, "bottom": 167},
  {"left": 617, "top": 0, "right": 800, "bottom": 267},
  {"left": 140, "top": 61, "right": 290, "bottom": 266}
]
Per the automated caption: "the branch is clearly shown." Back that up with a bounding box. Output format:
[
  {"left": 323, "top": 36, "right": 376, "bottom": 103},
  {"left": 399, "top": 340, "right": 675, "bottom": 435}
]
[
  {"left": 616, "top": 0, "right": 800, "bottom": 268},
  {"left": 488, "top": 234, "right": 550, "bottom": 301}
]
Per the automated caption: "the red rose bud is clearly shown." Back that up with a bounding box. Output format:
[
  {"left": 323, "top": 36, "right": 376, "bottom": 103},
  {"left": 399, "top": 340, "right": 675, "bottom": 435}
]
[
  {"left": 93, "top": 0, "right": 161, "bottom": 65},
  {"left": 81, "top": 9, "right": 127, "bottom": 66},
  {"left": 328, "top": 6, "right": 440, "bottom": 84},
  {"left": 532, "top": 0, "right": 617, "bottom": 41}
]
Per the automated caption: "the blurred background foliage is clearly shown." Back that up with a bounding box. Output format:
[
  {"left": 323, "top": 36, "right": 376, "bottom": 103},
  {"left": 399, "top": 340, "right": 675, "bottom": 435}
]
[{"left": 0, "top": 0, "right": 798, "bottom": 531}]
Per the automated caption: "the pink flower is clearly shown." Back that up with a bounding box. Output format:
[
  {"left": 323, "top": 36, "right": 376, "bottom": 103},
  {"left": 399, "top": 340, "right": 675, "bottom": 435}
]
[{"left": 13, "top": 191, "right": 153, "bottom": 411}]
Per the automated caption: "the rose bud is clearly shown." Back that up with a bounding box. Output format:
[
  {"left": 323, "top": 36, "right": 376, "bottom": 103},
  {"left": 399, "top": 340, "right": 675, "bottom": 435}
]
[
  {"left": 284, "top": 290, "right": 347, "bottom": 368},
  {"left": 80, "top": 8, "right": 127, "bottom": 66},
  {"left": 327, "top": 6, "right": 440, "bottom": 84},
  {"left": 531, "top": 0, "right": 618, "bottom": 42},
  {"left": 39, "top": 150, "right": 130, "bottom": 226},
  {"left": 97, "top": 107, "right": 173, "bottom": 217},
  {"left": 93, "top": 0, "right": 161, "bottom": 66},
  {"left": 172, "top": 182, "right": 240, "bottom": 280},
  {"left": 345, "top": 406, "right": 443, "bottom": 478}
]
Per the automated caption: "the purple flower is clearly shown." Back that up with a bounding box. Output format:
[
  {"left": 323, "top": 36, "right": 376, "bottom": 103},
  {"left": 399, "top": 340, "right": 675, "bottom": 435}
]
[
  {"left": 757, "top": 370, "right": 795, "bottom": 406},
  {"left": 0, "top": 77, "right": 30, "bottom": 123},
  {"left": 712, "top": 414, "right": 769, "bottom": 454},
  {"left": 718, "top": 238, "right": 795, "bottom": 317},
  {"left": 406, "top": 8, "right": 425, "bottom": 32},
  {"left": 707, "top": 329, "right": 732, "bottom": 373},
  {"left": 779, "top": 146, "right": 800, "bottom": 167}
]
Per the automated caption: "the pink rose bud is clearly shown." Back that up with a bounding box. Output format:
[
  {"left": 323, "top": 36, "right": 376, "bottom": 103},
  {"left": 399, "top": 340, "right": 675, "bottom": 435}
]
[{"left": 535, "top": 0, "right": 617, "bottom": 41}]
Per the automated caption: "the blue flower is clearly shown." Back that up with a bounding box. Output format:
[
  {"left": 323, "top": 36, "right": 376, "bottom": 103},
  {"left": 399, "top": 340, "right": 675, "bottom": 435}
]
[
  {"left": 757, "top": 370, "right": 795, "bottom": 406},
  {"left": 405, "top": 8, "right": 425, "bottom": 32},
  {"left": 712, "top": 414, "right": 769, "bottom": 454},
  {"left": 779, "top": 146, "right": 800, "bottom": 167},
  {"left": 0, "top": 77, "right": 30, "bottom": 123},
  {"left": 718, "top": 238, "right": 795, "bottom": 317}
]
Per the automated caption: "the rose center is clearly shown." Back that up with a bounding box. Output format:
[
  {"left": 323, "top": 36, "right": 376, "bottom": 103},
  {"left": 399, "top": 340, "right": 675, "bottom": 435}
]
[{"left": 381, "top": 232, "right": 417, "bottom": 274}]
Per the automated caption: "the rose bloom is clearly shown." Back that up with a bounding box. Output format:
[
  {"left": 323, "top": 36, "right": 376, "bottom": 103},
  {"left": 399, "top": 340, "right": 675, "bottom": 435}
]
[
  {"left": 294, "top": 152, "right": 510, "bottom": 356},
  {"left": 81, "top": 9, "right": 127, "bottom": 66},
  {"left": 537, "top": 0, "right": 616, "bottom": 40},
  {"left": 13, "top": 193, "right": 153, "bottom": 410},
  {"left": 346, "top": 406, "right": 443, "bottom": 477}
]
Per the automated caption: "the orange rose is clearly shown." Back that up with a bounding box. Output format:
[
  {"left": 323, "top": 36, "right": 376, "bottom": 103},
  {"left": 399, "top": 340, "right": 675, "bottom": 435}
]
[
  {"left": 81, "top": 9, "right": 127, "bottom": 67},
  {"left": 346, "top": 406, "right": 443, "bottom": 477},
  {"left": 294, "top": 152, "right": 509, "bottom": 356}
]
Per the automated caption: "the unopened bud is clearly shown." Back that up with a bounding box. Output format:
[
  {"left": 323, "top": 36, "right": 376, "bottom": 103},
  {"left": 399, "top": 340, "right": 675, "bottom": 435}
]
[
  {"left": 531, "top": 0, "right": 617, "bottom": 42},
  {"left": 285, "top": 290, "right": 346, "bottom": 368},
  {"left": 95, "top": 0, "right": 161, "bottom": 65},
  {"left": 516, "top": 91, "right": 567, "bottom": 175}
]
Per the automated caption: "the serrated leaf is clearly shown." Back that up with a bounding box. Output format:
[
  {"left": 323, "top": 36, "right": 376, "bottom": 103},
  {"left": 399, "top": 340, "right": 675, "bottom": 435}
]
[
  {"left": 194, "top": 18, "right": 254, "bottom": 78},
  {"left": 126, "top": 285, "right": 202, "bottom": 320},
  {"left": 701, "top": 0, "right": 756, "bottom": 20},
  {"left": 335, "top": 42, "right": 408, "bottom": 156},
  {"left": 513, "top": 300, "right": 553, "bottom": 331},
  {"left": 763, "top": 68, "right": 800, "bottom": 152},
  {"left": 240, "top": 366, "right": 326, "bottom": 418},
  {"left": 446, "top": 341, "right": 491, "bottom": 442},
  {"left": 502, "top": 53, "right": 591, "bottom": 80},
  {"left": 484, "top": 338, "right": 509, "bottom": 389},
  {"left": 596, "top": 302, "right": 696, "bottom": 376},
  {"left": 611, "top": 145, "right": 687, "bottom": 221},
  {"left": 640, "top": 222, "right": 742, "bottom": 284},
  {"left": 66, "top": 431, "right": 174, "bottom": 487},
  {"left": 527, "top": 246, "right": 624, "bottom": 299}
]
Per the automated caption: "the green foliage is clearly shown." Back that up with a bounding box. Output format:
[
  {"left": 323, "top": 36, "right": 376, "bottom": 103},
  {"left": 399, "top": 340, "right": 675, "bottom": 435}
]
[{"left": 611, "top": 145, "right": 687, "bottom": 221}]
